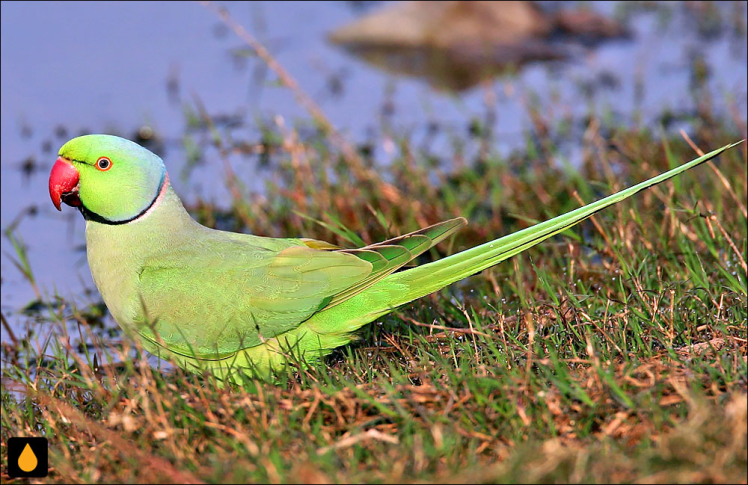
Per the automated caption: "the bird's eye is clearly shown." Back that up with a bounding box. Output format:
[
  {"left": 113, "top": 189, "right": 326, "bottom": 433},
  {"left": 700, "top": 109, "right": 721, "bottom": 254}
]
[{"left": 96, "top": 157, "right": 112, "bottom": 171}]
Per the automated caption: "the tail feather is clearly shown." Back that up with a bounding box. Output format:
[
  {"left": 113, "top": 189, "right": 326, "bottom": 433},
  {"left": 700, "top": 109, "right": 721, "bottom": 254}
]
[{"left": 328, "top": 141, "right": 741, "bottom": 324}]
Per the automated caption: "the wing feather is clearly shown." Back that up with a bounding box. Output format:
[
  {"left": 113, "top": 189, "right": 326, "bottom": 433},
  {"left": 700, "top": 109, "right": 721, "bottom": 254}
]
[{"left": 135, "top": 218, "right": 466, "bottom": 359}]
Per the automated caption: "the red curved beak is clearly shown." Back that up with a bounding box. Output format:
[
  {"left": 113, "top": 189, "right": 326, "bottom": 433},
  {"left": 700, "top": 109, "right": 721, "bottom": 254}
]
[{"left": 49, "top": 157, "right": 81, "bottom": 211}]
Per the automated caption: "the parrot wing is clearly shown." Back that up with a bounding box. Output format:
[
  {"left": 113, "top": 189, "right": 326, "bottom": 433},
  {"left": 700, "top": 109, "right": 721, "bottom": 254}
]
[{"left": 134, "top": 218, "right": 466, "bottom": 359}]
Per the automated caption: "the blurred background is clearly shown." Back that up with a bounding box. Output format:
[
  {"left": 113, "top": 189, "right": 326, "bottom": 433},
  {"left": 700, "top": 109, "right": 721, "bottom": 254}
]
[{"left": 1, "top": 1, "right": 746, "bottom": 332}]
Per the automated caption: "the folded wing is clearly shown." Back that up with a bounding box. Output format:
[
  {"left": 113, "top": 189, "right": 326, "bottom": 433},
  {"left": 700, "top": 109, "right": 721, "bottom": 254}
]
[{"left": 135, "top": 218, "right": 466, "bottom": 359}]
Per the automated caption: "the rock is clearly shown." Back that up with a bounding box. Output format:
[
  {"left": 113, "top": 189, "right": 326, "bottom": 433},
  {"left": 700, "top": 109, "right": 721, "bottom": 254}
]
[{"left": 329, "top": 1, "right": 628, "bottom": 91}]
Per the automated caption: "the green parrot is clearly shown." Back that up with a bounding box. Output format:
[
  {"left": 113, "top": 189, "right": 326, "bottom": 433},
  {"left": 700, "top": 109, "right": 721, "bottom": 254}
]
[{"left": 48, "top": 134, "right": 740, "bottom": 382}]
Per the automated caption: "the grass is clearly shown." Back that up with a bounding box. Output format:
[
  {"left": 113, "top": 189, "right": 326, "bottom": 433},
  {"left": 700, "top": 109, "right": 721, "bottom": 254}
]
[
  {"left": 2, "top": 6, "right": 747, "bottom": 479},
  {"left": 1, "top": 111, "right": 745, "bottom": 482}
]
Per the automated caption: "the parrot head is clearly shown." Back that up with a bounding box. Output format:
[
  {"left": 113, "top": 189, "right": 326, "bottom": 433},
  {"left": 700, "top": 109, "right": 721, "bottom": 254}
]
[{"left": 49, "top": 135, "right": 167, "bottom": 224}]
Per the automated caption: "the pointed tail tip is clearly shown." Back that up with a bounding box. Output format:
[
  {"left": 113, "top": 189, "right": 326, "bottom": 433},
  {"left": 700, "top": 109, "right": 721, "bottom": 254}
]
[{"left": 703, "top": 140, "right": 744, "bottom": 160}]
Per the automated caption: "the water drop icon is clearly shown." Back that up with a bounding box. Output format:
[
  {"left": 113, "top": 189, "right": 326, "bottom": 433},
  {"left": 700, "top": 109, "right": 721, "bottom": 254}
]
[{"left": 18, "top": 443, "right": 38, "bottom": 472}]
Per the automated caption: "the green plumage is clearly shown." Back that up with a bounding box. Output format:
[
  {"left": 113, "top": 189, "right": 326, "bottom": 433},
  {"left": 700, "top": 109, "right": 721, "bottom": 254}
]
[{"left": 50, "top": 135, "right": 741, "bottom": 382}]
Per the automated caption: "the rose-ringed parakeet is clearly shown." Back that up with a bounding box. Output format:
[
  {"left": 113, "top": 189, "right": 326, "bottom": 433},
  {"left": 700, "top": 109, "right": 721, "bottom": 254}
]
[{"left": 48, "top": 135, "right": 740, "bottom": 382}]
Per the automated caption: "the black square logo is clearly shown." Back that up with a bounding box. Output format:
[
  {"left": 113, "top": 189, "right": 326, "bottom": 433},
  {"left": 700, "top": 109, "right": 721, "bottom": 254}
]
[{"left": 7, "top": 437, "right": 48, "bottom": 478}]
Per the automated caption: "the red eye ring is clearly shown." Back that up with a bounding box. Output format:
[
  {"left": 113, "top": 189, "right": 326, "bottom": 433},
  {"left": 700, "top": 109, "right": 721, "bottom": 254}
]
[{"left": 96, "top": 157, "right": 112, "bottom": 171}]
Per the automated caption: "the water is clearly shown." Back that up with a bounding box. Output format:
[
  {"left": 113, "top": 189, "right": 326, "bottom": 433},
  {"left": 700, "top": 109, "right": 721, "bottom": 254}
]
[{"left": 1, "top": 1, "right": 746, "bottom": 334}]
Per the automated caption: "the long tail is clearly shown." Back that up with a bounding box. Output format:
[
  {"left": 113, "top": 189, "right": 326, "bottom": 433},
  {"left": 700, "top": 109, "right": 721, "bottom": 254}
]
[
  {"left": 385, "top": 141, "right": 741, "bottom": 304},
  {"left": 318, "top": 140, "right": 742, "bottom": 330}
]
